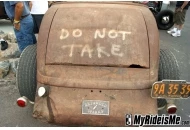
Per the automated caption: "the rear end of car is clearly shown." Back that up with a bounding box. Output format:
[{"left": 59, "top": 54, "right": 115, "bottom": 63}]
[
  {"left": 33, "top": 2, "right": 159, "bottom": 126},
  {"left": 16, "top": 2, "right": 187, "bottom": 126},
  {"left": 16, "top": 1, "right": 188, "bottom": 127}
]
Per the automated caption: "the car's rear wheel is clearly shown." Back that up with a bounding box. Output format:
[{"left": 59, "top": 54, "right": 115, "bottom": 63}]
[
  {"left": 16, "top": 44, "right": 37, "bottom": 102},
  {"left": 157, "top": 49, "right": 180, "bottom": 109}
]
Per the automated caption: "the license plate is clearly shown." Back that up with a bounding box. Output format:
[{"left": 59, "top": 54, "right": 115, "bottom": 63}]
[
  {"left": 82, "top": 100, "right": 109, "bottom": 115},
  {"left": 151, "top": 80, "right": 190, "bottom": 98}
]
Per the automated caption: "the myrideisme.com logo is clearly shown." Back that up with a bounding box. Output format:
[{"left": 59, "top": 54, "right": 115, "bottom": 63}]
[{"left": 125, "top": 114, "right": 181, "bottom": 126}]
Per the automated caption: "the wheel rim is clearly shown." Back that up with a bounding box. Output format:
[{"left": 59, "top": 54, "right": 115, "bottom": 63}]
[{"left": 161, "top": 16, "right": 170, "bottom": 24}]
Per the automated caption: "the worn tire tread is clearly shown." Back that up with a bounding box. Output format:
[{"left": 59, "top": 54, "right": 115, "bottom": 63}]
[
  {"left": 157, "top": 49, "right": 180, "bottom": 108},
  {"left": 16, "top": 44, "right": 37, "bottom": 102}
]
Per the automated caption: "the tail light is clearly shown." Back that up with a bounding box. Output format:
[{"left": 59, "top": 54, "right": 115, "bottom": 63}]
[
  {"left": 17, "top": 97, "right": 28, "bottom": 107},
  {"left": 167, "top": 104, "right": 177, "bottom": 114}
]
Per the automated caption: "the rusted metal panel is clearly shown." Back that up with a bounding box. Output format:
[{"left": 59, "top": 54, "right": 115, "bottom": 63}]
[
  {"left": 37, "top": 6, "right": 58, "bottom": 76},
  {"left": 35, "top": 2, "right": 159, "bottom": 126},
  {"left": 33, "top": 85, "right": 157, "bottom": 126},
  {"left": 38, "top": 65, "right": 151, "bottom": 89},
  {"left": 46, "top": 4, "right": 149, "bottom": 68},
  {"left": 140, "top": 6, "right": 160, "bottom": 80},
  {"left": 51, "top": 2, "right": 148, "bottom": 9}
]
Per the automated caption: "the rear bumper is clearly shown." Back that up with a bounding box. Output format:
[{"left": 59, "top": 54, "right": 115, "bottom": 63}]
[{"left": 33, "top": 84, "right": 157, "bottom": 126}]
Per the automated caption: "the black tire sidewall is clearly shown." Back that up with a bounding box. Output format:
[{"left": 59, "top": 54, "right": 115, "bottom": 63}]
[
  {"left": 16, "top": 44, "right": 37, "bottom": 102},
  {"left": 156, "top": 10, "right": 174, "bottom": 30}
]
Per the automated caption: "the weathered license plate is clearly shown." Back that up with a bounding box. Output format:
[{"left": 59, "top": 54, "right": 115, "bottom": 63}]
[
  {"left": 151, "top": 80, "right": 190, "bottom": 98},
  {"left": 82, "top": 100, "right": 109, "bottom": 115}
]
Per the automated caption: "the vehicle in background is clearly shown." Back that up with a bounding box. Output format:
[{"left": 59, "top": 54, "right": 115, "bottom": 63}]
[
  {"left": 135, "top": 1, "right": 174, "bottom": 30},
  {"left": 147, "top": 1, "right": 174, "bottom": 30}
]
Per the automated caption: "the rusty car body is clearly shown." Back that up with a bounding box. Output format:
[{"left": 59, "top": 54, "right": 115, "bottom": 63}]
[{"left": 16, "top": 2, "right": 182, "bottom": 126}]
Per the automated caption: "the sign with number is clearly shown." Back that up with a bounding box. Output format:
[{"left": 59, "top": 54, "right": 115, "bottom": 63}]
[{"left": 151, "top": 80, "right": 190, "bottom": 98}]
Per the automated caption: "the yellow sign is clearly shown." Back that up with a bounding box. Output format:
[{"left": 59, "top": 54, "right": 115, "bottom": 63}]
[{"left": 151, "top": 82, "right": 190, "bottom": 98}]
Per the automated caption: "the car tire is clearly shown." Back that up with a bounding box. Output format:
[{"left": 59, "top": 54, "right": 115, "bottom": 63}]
[
  {"left": 16, "top": 44, "right": 37, "bottom": 102},
  {"left": 157, "top": 49, "right": 180, "bottom": 109},
  {"left": 156, "top": 10, "right": 174, "bottom": 30}
]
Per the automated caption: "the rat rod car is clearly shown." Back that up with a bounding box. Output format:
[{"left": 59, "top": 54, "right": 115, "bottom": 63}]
[{"left": 16, "top": 2, "right": 189, "bottom": 126}]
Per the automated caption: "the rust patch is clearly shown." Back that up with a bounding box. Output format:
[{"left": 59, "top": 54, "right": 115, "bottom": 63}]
[{"left": 43, "top": 86, "right": 157, "bottom": 126}]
